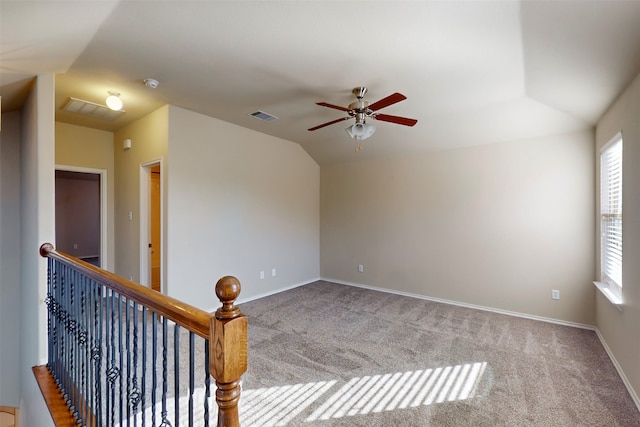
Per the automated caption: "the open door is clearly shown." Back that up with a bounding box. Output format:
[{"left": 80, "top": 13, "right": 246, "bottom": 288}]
[
  {"left": 150, "top": 165, "right": 161, "bottom": 292},
  {"left": 140, "top": 160, "right": 162, "bottom": 292},
  {"left": 55, "top": 167, "right": 107, "bottom": 268}
]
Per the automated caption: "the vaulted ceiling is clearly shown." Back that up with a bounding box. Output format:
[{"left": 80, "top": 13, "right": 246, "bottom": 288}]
[{"left": 3, "top": 0, "right": 640, "bottom": 165}]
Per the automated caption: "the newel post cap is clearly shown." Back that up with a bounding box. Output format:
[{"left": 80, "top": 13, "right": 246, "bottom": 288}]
[
  {"left": 215, "top": 276, "right": 241, "bottom": 319},
  {"left": 40, "top": 242, "right": 54, "bottom": 257}
]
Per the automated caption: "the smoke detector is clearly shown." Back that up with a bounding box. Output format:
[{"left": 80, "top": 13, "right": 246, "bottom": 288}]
[{"left": 144, "top": 78, "right": 159, "bottom": 89}]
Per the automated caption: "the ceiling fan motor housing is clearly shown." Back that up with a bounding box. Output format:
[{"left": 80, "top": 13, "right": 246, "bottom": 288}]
[
  {"left": 349, "top": 101, "right": 371, "bottom": 120},
  {"left": 353, "top": 111, "right": 368, "bottom": 124},
  {"left": 353, "top": 87, "right": 368, "bottom": 99}
]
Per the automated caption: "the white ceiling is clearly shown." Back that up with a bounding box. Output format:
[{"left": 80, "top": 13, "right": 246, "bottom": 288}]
[{"left": 3, "top": 0, "right": 640, "bottom": 165}]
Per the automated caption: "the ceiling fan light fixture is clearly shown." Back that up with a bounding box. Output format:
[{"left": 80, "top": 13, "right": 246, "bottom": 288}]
[
  {"left": 105, "top": 91, "right": 123, "bottom": 111},
  {"left": 345, "top": 122, "right": 376, "bottom": 140}
]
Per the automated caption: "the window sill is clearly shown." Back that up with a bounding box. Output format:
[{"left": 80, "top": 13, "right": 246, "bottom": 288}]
[{"left": 593, "top": 281, "right": 623, "bottom": 310}]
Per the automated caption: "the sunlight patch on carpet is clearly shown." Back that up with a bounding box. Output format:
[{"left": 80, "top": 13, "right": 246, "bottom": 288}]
[
  {"left": 241, "top": 380, "right": 337, "bottom": 426},
  {"left": 306, "top": 362, "right": 488, "bottom": 422},
  {"left": 115, "top": 362, "right": 488, "bottom": 426}
]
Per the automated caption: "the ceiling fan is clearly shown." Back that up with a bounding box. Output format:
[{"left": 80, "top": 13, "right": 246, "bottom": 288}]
[{"left": 308, "top": 87, "right": 418, "bottom": 141}]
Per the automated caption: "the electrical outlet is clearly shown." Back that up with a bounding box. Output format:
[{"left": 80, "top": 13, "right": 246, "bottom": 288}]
[
  {"left": 73, "top": 243, "right": 78, "bottom": 249},
  {"left": 260, "top": 271, "right": 265, "bottom": 280},
  {"left": 358, "top": 264, "right": 364, "bottom": 273},
  {"left": 272, "top": 268, "right": 276, "bottom": 277},
  {"left": 552, "top": 289, "right": 560, "bottom": 300}
]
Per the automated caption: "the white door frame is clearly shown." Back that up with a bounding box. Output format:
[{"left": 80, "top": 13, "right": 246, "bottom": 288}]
[
  {"left": 139, "top": 158, "right": 163, "bottom": 290},
  {"left": 55, "top": 164, "right": 108, "bottom": 269}
]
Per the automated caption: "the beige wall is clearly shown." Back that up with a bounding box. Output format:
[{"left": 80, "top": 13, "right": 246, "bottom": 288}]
[
  {"left": 596, "top": 72, "right": 640, "bottom": 405},
  {"left": 113, "top": 106, "right": 169, "bottom": 283},
  {"left": 19, "top": 74, "right": 56, "bottom": 426},
  {"left": 55, "top": 122, "right": 115, "bottom": 270},
  {"left": 167, "top": 106, "right": 320, "bottom": 307},
  {"left": 321, "top": 130, "right": 595, "bottom": 326},
  {"left": 0, "top": 111, "right": 21, "bottom": 406}
]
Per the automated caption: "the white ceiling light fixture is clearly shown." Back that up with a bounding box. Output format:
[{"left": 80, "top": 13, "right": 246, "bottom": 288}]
[{"left": 105, "top": 91, "right": 123, "bottom": 111}]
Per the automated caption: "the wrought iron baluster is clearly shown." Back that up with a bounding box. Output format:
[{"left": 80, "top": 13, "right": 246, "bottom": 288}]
[
  {"left": 118, "top": 293, "right": 124, "bottom": 425},
  {"left": 60, "top": 267, "right": 68, "bottom": 402},
  {"left": 54, "top": 262, "right": 61, "bottom": 388},
  {"left": 125, "top": 296, "right": 131, "bottom": 425},
  {"left": 69, "top": 270, "right": 77, "bottom": 418},
  {"left": 86, "top": 281, "right": 94, "bottom": 424},
  {"left": 45, "top": 259, "right": 55, "bottom": 381},
  {"left": 56, "top": 262, "right": 62, "bottom": 390},
  {"left": 78, "top": 282, "right": 86, "bottom": 426},
  {"left": 67, "top": 268, "right": 74, "bottom": 415},
  {"left": 131, "top": 301, "right": 141, "bottom": 427},
  {"left": 174, "top": 324, "right": 180, "bottom": 427},
  {"left": 75, "top": 269, "right": 82, "bottom": 422},
  {"left": 94, "top": 282, "right": 103, "bottom": 426},
  {"left": 141, "top": 306, "right": 147, "bottom": 427},
  {"left": 160, "top": 317, "right": 170, "bottom": 427},
  {"left": 72, "top": 269, "right": 78, "bottom": 398},
  {"left": 77, "top": 272, "right": 83, "bottom": 423},
  {"left": 189, "top": 332, "right": 195, "bottom": 427},
  {"left": 152, "top": 312, "right": 158, "bottom": 427},
  {"left": 204, "top": 339, "right": 210, "bottom": 427},
  {"left": 108, "top": 289, "right": 118, "bottom": 425},
  {"left": 105, "top": 288, "right": 111, "bottom": 426},
  {"left": 55, "top": 265, "right": 67, "bottom": 392},
  {"left": 46, "top": 258, "right": 53, "bottom": 373}
]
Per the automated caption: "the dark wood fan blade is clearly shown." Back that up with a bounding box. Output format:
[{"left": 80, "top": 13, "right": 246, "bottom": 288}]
[
  {"left": 368, "top": 93, "right": 407, "bottom": 111},
  {"left": 308, "top": 117, "right": 351, "bottom": 131},
  {"left": 316, "top": 102, "right": 350, "bottom": 112},
  {"left": 374, "top": 113, "right": 418, "bottom": 127}
]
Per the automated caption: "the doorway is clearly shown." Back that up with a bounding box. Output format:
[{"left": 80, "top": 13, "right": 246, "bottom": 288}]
[
  {"left": 140, "top": 160, "right": 162, "bottom": 292},
  {"left": 55, "top": 166, "right": 107, "bottom": 268}
]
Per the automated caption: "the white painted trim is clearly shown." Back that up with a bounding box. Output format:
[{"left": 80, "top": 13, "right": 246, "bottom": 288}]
[
  {"left": 321, "top": 277, "right": 596, "bottom": 330},
  {"left": 55, "top": 165, "right": 108, "bottom": 270},
  {"left": 595, "top": 328, "right": 640, "bottom": 413},
  {"left": 593, "top": 281, "right": 623, "bottom": 309},
  {"left": 206, "top": 277, "right": 320, "bottom": 313},
  {"left": 139, "top": 158, "right": 163, "bottom": 292}
]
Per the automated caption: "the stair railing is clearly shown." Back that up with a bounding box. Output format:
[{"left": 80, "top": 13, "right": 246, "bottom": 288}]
[{"left": 36, "top": 243, "right": 247, "bottom": 426}]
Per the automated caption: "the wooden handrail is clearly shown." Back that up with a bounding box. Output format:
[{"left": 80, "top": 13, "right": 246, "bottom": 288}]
[
  {"left": 40, "top": 242, "right": 212, "bottom": 338},
  {"left": 39, "top": 243, "right": 248, "bottom": 426}
]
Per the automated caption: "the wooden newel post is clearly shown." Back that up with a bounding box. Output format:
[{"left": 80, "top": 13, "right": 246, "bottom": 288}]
[{"left": 210, "top": 276, "right": 248, "bottom": 427}]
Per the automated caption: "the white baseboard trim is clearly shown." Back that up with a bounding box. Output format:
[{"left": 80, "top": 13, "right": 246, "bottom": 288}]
[
  {"left": 207, "top": 277, "right": 321, "bottom": 313},
  {"left": 321, "top": 277, "right": 596, "bottom": 330},
  {"left": 594, "top": 328, "right": 640, "bottom": 413}
]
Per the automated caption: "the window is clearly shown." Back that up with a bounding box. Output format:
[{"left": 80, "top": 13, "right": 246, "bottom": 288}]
[{"left": 599, "top": 134, "right": 623, "bottom": 300}]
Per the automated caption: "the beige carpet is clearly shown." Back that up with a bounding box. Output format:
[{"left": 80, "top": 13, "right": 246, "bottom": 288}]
[{"left": 236, "top": 280, "right": 640, "bottom": 426}]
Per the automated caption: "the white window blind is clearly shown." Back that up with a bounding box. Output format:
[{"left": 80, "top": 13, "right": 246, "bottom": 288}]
[{"left": 600, "top": 136, "right": 623, "bottom": 293}]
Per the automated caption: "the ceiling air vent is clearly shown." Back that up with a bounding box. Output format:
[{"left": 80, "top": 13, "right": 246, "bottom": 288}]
[
  {"left": 249, "top": 110, "right": 278, "bottom": 122},
  {"left": 62, "top": 97, "right": 125, "bottom": 120}
]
